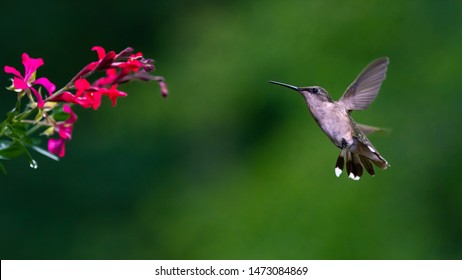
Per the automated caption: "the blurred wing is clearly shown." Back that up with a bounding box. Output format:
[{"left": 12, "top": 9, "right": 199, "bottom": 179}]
[
  {"left": 357, "top": 123, "right": 384, "bottom": 135},
  {"left": 338, "top": 57, "right": 389, "bottom": 111}
]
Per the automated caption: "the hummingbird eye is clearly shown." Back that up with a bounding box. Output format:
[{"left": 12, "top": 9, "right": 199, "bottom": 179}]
[{"left": 308, "top": 88, "right": 319, "bottom": 94}]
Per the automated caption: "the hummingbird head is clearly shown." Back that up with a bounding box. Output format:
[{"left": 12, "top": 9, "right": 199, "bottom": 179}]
[
  {"left": 269, "top": 81, "right": 333, "bottom": 103},
  {"left": 298, "top": 86, "right": 332, "bottom": 103}
]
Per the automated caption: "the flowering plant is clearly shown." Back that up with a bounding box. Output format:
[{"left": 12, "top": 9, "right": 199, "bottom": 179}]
[{"left": 0, "top": 46, "right": 167, "bottom": 174}]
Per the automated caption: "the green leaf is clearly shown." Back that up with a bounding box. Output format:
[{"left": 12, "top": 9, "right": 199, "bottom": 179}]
[
  {"left": 0, "top": 140, "right": 25, "bottom": 159},
  {"left": 0, "top": 140, "right": 10, "bottom": 150},
  {"left": 3, "top": 122, "right": 29, "bottom": 139},
  {"left": 0, "top": 162, "right": 7, "bottom": 175},
  {"left": 29, "top": 144, "right": 59, "bottom": 161},
  {"left": 52, "top": 106, "right": 70, "bottom": 122}
]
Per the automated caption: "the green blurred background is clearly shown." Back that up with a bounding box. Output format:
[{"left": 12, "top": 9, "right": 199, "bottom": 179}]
[{"left": 1, "top": 0, "right": 461, "bottom": 259}]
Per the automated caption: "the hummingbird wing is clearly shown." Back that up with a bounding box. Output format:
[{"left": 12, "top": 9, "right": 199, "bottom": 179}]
[
  {"left": 338, "top": 57, "right": 389, "bottom": 111},
  {"left": 356, "top": 123, "right": 389, "bottom": 135}
]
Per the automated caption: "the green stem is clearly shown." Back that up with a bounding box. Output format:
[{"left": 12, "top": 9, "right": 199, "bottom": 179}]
[
  {"left": 46, "top": 85, "right": 71, "bottom": 101},
  {"left": 1, "top": 98, "right": 23, "bottom": 138},
  {"left": 14, "top": 106, "right": 37, "bottom": 122},
  {"left": 16, "top": 140, "right": 36, "bottom": 167},
  {"left": 25, "top": 123, "right": 44, "bottom": 136}
]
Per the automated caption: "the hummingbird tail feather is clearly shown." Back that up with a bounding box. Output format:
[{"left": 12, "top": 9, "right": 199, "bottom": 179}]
[
  {"left": 345, "top": 151, "right": 353, "bottom": 178},
  {"left": 337, "top": 149, "right": 365, "bottom": 180},
  {"left": 353, "top": 154, "right": 363, "bottom": 179},
  {"left": 356, "top": 141, "right": 389, "bottom": 169},
  {"left": 345, "top": 151, "right": 362, "bottom": 180},
  {"left": 335, "top": 149, "right": 346, "bottom": 177},
  {"left": 359, "top": 155, "right": 375, "bottom": 176}
]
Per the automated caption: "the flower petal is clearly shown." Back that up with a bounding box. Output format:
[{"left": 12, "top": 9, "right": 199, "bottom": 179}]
[
  {"left": 53, "top": 92, "right": 92, "bottom": 109},
  {"left": 62, "top": 104, "right": 77, "bottom": 124},
  {"left": 53, "top": 91, "right": 76, "bottom": 102},
  {"left": 48, "top": 138, "right": 66, "bottom": 157},
  {"left": 34, "top": 77, "right": 56, "bottom": 95},
  {"left": 159, "top": 81, "right": 168, "bottom": 97},
  {"left": 58, "top": 125, "right": 73, "bottom": 140},
  {"left": 94, "top": 68, "right": 117, "bottom": 87},
  {"left": 92, "top": 46, "right": 106, "bottom": 60},
  {"left": 114, "top": 47, "right": 134, "bottom": 61},
  {"left": 89, "top": 92, "right": 102, "bottom": 110},
  {"left": 13, "top": 77, "right": 29, "bottom": 90},
  {"left": 22, "top": 53, "right": 44, "bottom": 81},
  {"left": 96, "top": 51, "right": 116, "bottom": 70},
  {"left": 30, "top": 87, "right": 45, "bottom": 108},
  {"left": 98, "top": 85, "right": 127, "bottom": 106},
  {"left": 4, "top": 65, "right": 23, "bottom": 78},
  {"left": 74, "top": 78, "right": 91, "bottom": 97},
  {"left": 84, "top": 61, "right": 98, "bottom": 72}
]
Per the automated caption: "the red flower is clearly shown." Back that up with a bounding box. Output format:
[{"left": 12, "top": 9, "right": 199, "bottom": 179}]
[
  {"left": 4, "top": 53, "right": 55, "bottom": 108},
  {"left": 96, "top": 85, "right": 127, "bottom": 106},
  {"left": 54, "top": 78, "right": 127, "bottom": 110},
  {"left": 73, "top": 78, "right": 103, "bottom": 110},
  {"left": 47, "top": 104, "right": 77, "bottom": 157}
]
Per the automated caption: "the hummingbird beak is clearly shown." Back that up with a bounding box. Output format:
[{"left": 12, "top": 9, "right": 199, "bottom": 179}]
[{"left": 269, "top": 80, "right": 299, "bottom": 91}]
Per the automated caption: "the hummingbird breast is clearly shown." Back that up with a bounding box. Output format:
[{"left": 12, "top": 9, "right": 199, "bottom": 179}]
[{"left": 307, "top": 102, "right": 354, "bottom": 149}]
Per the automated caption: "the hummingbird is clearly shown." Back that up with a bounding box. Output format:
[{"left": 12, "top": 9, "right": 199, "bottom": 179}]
[{"left": 269, "top": 57, "right": 390, "bottom": 180}]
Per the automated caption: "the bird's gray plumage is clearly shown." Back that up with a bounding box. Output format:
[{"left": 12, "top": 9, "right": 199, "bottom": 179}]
[
  {"left": 339, "top": 57, "right": 389, "bottom": 111},
  {"left": 269, "top": 57, "right": 390, "bottom": 180}
]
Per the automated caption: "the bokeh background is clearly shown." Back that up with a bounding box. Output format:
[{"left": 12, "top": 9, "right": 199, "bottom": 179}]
[{"left": 1, "top": 0, "right": 461, "bottom": 259}]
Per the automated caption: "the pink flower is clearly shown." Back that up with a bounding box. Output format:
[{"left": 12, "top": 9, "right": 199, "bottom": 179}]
[
  {"left": 47, "top": 104, "right": 77, "bottom": 157},
  {"left": 4, "top": 53, "right": 56, "bottom": 108},
  {"left": 53, "top": 78, "right": 126, "bottom": 110},
  {"left": 116, "top": 52, "right": 144, "bottom": 73},
  {"left": 73, "top": 78, "right": 103, "bottom": 110},
  {"left": 93, "top": 67, "right": 118, "bottom": 87},
  {"left": 48, "top": 138, "right": 66, "bottom": 158},
  {"left": 96, "top": 85, "right": 127, "bottom": 106},
  {"left": 55, "top": 104, "right": 77, "bottom": 140},
  {"left": 159, "top": 81, "right": 168, "bottom": 97},
  {"left": 89, "top": 46, "right": 158, "bottom": 87},
  {"left": 53, "top": 78, "right": 100, "bottom": 109}
]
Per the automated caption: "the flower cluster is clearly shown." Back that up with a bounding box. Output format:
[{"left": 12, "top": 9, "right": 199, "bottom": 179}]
[
  {"left": 50, "top": 46, "right": 168, "bottom": 109},
  {"left": 0, "top": 46, "right": 167, "bottom": 172}
]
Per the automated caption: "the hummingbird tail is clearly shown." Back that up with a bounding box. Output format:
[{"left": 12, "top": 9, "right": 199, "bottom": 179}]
[
  {"left": 335, "top": 149, "right": 364, "bottom": 180},
  {"left": 359, "top": 155, "right": 375, "bottom": 176},
  {"left": 355, "top": 141, "right": 389, "bottom": 170},
  {"left": 335, "top": 146, "right": 387, "bottom": 180},
  {"left": 346, "top": 151, "right": 363, "bottom": 180},
  {"left": 335, "top": 149, "right": 346, "bottom": 177}
]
